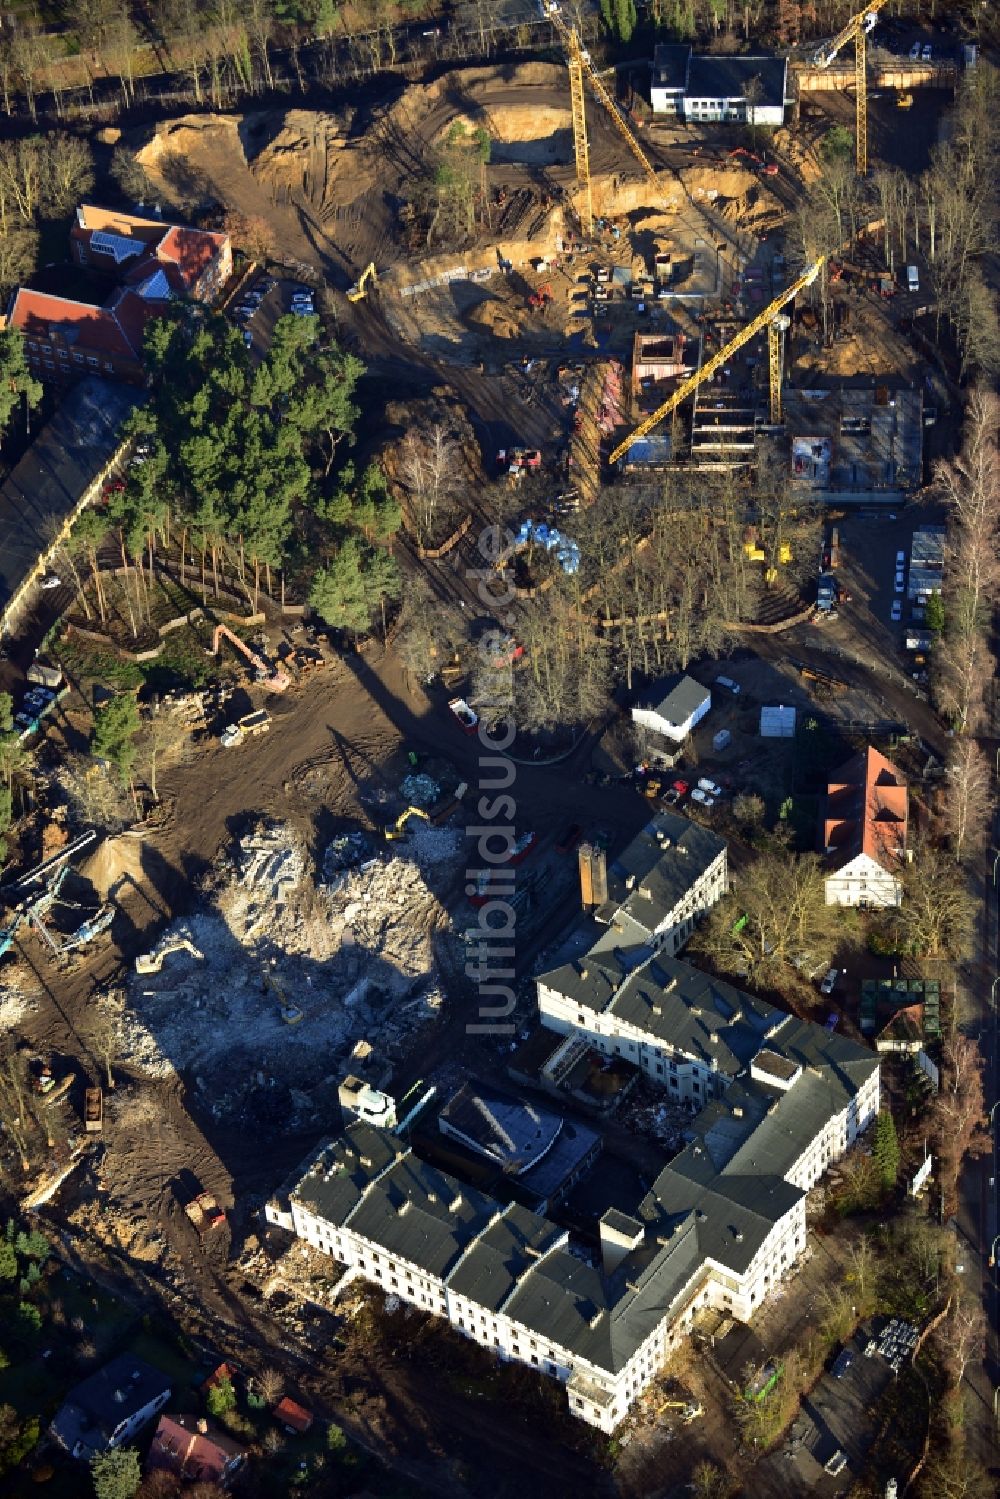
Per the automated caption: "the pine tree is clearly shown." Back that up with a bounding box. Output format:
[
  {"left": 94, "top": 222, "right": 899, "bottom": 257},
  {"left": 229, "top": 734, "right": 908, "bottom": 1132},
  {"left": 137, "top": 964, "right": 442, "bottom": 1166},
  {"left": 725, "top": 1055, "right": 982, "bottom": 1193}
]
[
  {"left": 872, "top": 1110, "right": 900, "bottom": 1190},
  {"left": 925, "top": 590, "right": 945, "bottom": 636},
  {"left": 90, "top": 1446, "right": 141, "bottom": 1499}
]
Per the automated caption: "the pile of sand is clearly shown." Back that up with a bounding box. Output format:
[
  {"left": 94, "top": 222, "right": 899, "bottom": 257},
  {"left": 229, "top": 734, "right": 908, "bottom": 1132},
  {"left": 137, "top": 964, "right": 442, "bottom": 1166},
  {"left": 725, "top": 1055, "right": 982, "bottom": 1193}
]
[
  {"left": 465, "top": 298, "right": 524, "bottom": 340},
  {"left": 133, "top": 106, "right": 373, "bottom": 215},
  {"left": 80, "top": 834, "right": 149, "bottom": 901}
]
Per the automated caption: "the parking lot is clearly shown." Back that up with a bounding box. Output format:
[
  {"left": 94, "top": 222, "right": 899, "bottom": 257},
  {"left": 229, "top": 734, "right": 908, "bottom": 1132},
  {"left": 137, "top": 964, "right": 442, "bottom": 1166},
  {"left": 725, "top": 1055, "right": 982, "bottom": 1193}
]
[
  {"left": 228, "top": 273, "right": 318, "bottom": 356},
  {"left": 752, "top": 1321, "right": 904, "bottom": 1497}
]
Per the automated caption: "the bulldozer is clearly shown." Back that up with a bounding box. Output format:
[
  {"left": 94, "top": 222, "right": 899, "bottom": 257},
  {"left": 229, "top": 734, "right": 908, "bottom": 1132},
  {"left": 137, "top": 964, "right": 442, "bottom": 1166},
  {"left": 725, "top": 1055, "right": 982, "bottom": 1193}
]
[{"left": 347, "top": 263, "right": 378, "bottom": 302}]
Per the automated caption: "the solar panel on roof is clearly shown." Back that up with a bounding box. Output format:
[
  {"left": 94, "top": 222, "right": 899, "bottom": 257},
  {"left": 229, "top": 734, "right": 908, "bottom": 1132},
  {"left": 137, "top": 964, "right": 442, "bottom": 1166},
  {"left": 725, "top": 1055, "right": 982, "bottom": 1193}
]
[{"left": 89, "top": 230, "right": 144, "bottom": 264}]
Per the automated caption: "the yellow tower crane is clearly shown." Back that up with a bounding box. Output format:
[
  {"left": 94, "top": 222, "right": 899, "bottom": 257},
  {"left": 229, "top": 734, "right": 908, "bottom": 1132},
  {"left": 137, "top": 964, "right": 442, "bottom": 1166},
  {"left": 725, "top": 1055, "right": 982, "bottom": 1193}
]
[
  {"left": 608, "top": 258, "right": 825, "bottom": 467},
  {"left": 811, "top": 0, "right": 890, "bottom": 176},
  {"left": 566, "top": 29, "right": 594, "bottom": 237},
  {"left": 544, "top": 5, "right": 659, "bottom": 233},
  {"left": 768, "top": 313, "right": 790, "bottom": 424}
]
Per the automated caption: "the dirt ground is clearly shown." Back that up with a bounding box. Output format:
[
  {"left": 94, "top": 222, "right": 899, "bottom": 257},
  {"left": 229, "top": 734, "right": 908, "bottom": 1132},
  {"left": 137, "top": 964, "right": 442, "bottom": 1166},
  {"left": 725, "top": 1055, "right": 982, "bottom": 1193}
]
[{"left": 0, "top": 48, "right": 963, "bottom": 1497}]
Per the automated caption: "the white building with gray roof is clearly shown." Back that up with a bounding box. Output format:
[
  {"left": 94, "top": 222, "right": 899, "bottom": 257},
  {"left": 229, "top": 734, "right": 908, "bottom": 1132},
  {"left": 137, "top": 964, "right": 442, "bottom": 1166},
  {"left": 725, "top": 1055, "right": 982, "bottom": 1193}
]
[
  {"left": 587, "top": 809, "right": 727, "bottom": 957},
  {"left": 267, "top": 982, "right": 877, "bottom": 1434}
]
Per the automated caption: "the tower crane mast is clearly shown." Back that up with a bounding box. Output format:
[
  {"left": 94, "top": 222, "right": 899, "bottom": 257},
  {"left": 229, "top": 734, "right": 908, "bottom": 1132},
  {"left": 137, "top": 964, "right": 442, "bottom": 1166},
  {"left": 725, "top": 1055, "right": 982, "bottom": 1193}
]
[
  {"left": 812, "top": 0, "right": 890, "bottom": 175},
  {"left": 542, "top": 2, "right": 659, "bottom": 236},
  {"left": 608, "top": 258, "right": 825, "bottom": 466}
]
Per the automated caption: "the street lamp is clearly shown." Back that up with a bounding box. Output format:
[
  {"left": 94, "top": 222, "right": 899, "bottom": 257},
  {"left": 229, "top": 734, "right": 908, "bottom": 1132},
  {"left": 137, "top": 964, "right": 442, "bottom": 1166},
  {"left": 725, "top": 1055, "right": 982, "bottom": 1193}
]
[
  {"left": 990, "top": 1234, "right": 1000, "bottom": 1268},
  {"left": 993, "top": 848, "right": 1000, "bottom": 885}
]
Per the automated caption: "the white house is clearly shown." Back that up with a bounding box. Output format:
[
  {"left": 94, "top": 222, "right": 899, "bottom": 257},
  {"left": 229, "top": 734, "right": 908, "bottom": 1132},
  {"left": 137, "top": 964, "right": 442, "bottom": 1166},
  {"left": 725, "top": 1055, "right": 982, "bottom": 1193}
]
[
  {"left": 651, "top": 46, "right": 789, "bottom": 126},
  {"left": 632, "top": 673, "right": 711, "bottom": 745},
  {"left": 50, "top": 1356, "right": 172, "bottom": 1460},
  {"left": 823, "top": 746, "right": 908, "bottom": 907}
]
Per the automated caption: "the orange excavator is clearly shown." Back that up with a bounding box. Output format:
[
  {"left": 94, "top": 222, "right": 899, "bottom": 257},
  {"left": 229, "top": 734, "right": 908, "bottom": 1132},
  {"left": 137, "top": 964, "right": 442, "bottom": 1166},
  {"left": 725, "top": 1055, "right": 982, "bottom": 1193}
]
[{"left": 210, "top": 624, "right": 291, "bottom": 692}]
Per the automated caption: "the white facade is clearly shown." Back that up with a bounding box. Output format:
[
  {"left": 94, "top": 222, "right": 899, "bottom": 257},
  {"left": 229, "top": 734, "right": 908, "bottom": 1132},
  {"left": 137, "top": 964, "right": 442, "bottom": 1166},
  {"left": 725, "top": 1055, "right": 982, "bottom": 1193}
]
[
  {"left": 632, "top": 688, "right": 710, "bottom": 744},
  {"left": 825, "top": 850, "right": 902, "bottom": 908},
  {"left": 603, "top": 844, "right": 727, "bottom": 956},
  {"left": 537, "top": 978, "right": 728, "bottom": 1107},
  {"left": 681, "top": 96, "right": 784, "bottom": 126},
  {"left": 276, "top": 1183, "right": 813, "bottom": 1435}
]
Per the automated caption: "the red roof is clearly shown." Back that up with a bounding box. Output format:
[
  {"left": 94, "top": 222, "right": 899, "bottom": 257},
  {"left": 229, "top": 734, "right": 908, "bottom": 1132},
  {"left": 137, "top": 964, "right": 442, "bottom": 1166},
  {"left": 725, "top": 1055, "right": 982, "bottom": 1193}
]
[
  {"left": 148, "top": 1413, "right": 245, "bottom": 1485},
  {"left": 156, "top": 224, "right": 227, "bottom": 293},
  {"left": 8, "top": 288, "right": 138, "bottom": 361},
  {"left": 201, "top": 1361, "right": 237, "bottom": 1393},
  {"left": 274, "top": 1396, "right": 313, "bottom": 1432},
  {"left": 824, "top": 746, "right": 908, "bottom": 870}
]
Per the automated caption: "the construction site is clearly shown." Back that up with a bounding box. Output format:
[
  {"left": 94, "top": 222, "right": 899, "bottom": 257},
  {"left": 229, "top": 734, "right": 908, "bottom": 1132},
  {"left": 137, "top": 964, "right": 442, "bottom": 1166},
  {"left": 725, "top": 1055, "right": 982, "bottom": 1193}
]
[{"left": 0, "top": 2, "right": 990, "bottom": 1495}]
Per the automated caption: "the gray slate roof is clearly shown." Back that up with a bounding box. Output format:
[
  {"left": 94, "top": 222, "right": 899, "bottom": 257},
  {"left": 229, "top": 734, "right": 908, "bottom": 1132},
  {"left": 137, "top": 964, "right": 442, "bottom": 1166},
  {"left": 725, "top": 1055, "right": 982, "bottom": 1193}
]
[
  {"left": 537, "top": 948, "right": 781, "bottom": 1075},
  {"left": 686, "top": 54, "right": 787, "bottom": 107},
  {"left": 634, "top": 672, "right": 709, "bottom": 730},
  {"left": 51, "top": 1355, "right": 171, "bottom": 1457},
  {"left": 446, "top": 1204, "right": 565, "bottom": 1311},
  {"left": 653, "top": 43, "right": 692, "bottom": 90},
  {"left": 592, "top": 810, "right": 725, "bottom": 942},
  {"left": 0, "top": 376, "right": 140, "bottom": 620}
]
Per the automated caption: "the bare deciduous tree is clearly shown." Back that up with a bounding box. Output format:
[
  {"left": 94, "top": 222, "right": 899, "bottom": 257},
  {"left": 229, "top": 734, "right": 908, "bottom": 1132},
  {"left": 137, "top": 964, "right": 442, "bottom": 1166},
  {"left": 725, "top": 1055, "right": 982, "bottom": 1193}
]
[
  {"left": 256, "top": 1366, "right": 284, "bottom": 1405},
  {"left": 896, "top": 842, "right": 977, "bottom": 960},
  {"left": 931, "top": 1033, "right": 990, "bottom": 1216},
  {"left": 395, "top": 425, "right": 462, "bottom": 546},
  {"left": 85, "top": 998, "right": 125, "bottom": 1091},
  {"left": 944, "top": 738, "right": 990, "bottom": 864}
]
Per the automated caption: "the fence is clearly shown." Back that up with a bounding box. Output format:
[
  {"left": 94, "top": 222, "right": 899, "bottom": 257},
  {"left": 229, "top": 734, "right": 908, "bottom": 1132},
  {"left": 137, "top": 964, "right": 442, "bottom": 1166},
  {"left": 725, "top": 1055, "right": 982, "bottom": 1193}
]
[{"left": 415, "top": 514, "right": 473, "bottom": 560}]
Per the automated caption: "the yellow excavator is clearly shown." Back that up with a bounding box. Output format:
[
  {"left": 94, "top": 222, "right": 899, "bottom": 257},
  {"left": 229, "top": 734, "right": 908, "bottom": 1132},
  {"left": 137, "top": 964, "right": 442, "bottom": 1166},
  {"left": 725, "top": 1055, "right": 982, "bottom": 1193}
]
[
  {"left": 384, "top": 806, "right": 430, "bottom": 842},
  {"left": 655, "top": 1397, "right": 704, "bottom": 1422},
  {"left": 347, "top": 263, "right": 378, "bottom": 303}
]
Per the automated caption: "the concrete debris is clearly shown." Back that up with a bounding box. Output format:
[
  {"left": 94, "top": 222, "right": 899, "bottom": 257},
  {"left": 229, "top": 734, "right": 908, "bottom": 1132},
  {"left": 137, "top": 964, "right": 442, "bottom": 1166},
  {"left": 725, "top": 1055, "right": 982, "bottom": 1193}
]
[
  {"left": 0, "top": 977, "right": 36, "bottom": 1029},
  {"left": 399, "top": 773, "right": 441, "bottom": 806},
  {"left": 110, "top": 822, "right": 457, "bottom": 1124},
  {"left": 321, "top": 832, "right": 374, "bottom": 883}
]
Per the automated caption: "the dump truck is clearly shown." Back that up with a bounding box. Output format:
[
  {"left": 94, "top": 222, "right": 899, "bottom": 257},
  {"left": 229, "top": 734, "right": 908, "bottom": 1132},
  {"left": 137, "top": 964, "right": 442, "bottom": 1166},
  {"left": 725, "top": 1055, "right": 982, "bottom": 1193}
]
[
  {"left": 184, "top": 1189, "right": 226, "bottom": 1234},
  {"left": 84, "top": 1086, "right": 103, "bottom": 1133},
  {"left": 220, "top": 709, "right": 271, "bottom": 747}
]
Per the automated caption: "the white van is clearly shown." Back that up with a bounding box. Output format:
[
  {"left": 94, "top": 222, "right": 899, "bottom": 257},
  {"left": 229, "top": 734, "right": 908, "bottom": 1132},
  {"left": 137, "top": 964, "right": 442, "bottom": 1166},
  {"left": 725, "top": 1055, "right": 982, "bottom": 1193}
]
[{"left": 906, "top": 264, "right": 919, "bottom": 292}]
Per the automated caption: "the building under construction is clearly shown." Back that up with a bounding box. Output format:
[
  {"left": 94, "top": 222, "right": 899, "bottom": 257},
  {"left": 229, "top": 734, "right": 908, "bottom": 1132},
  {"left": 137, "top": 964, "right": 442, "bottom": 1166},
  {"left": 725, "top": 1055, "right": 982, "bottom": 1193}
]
[{"left": 783, "top": 382, "right": 923, "bottom": 504}]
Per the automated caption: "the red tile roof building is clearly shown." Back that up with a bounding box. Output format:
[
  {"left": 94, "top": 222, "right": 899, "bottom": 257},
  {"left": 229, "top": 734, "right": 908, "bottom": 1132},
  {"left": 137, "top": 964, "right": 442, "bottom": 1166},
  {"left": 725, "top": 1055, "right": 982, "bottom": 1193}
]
[
  {"left": 273, "top": 1396, "right": 313, "bottom": 1433},
  {"left": 147, "top": 1414, "right": 245, "bottom": 1487},
  {"left": 822, "top": 746, "right": 908, "bottom": 907},
  {"left": 7, "top": 205, "right": 231, "bottom": 386}
]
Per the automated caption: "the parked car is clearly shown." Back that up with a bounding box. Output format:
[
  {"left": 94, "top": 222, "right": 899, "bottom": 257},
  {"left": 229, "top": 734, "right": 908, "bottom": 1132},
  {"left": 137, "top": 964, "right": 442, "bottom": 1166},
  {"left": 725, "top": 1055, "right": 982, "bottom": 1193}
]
[
  {"left": 891, "top": 599, "right": 902, "bottom": 622},
  {"left": 697, "top": 777, "right": 722, "bottom": 798},
  {"left": 895, "top": 550, "right": 906, "bottom": 566},
  {"left": 922, "top": 43, "right": 932, "bottom": 61},
  {"left": 663, "top": 778, "right": 689, "bottom": 804},
  {"left": 690, "top": 787, "right": 715, "bottom": 808},
  {"left": 820, "top": 968, "right": 839, "bottom": 995},
  {"left": 894, "top": 570, "right": 905, "bottom": 592},
  {"left": 831, "top": 1349, "right": 854, "bottom": 1379},
  {"left": 715, "top": 675, "right": 740, "bottom": 696},
  {"left": 39, "top": 574, "right": 61, "bottom": 590},
  {"left": 909, "top": 41, "right": 921, "bottom": 60}
]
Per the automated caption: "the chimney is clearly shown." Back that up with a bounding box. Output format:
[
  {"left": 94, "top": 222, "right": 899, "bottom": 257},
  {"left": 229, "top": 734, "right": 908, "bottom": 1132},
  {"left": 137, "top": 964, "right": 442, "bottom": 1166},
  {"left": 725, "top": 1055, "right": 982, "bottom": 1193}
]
[
  {"left": 599, "top": 1209, "right": 644, "bottom": 1274},
  {"left": 578, "top": 843, "right": 595, "bottom": 910},
  {"left": 591, "top": 845, "right": 608, "bottom": 905}
]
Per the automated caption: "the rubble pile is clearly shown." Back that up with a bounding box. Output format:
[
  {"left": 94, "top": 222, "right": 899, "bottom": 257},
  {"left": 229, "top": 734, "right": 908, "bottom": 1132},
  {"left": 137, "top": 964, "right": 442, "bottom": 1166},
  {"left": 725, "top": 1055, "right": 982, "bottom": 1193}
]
[
  {"left": 113, "top": 822, "right": 458, "bottom": 1124},
  {"left": 0, "top": 975, "right": 36, "bottom": 1029}
]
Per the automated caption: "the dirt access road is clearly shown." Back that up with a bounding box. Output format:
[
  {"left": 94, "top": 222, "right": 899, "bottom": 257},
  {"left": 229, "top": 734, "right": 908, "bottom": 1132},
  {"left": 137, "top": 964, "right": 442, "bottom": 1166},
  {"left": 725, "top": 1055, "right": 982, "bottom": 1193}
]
[{"left": 5, "top": 635, "right": 653, "bottom": 1499}]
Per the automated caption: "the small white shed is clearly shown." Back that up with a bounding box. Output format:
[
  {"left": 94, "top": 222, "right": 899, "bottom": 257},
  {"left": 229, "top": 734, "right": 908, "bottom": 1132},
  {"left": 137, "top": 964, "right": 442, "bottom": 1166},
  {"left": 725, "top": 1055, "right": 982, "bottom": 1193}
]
[{"left": 760, "top": 705, "right": 796, "bottom": 738}]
